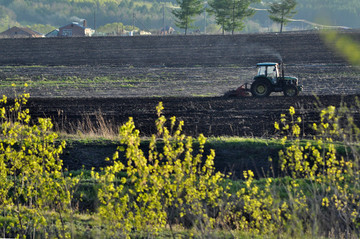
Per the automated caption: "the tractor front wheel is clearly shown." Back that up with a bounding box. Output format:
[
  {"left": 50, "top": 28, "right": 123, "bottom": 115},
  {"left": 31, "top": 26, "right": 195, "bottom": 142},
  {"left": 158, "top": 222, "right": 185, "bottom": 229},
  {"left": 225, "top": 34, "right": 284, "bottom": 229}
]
[
  {"left": 283, "top": 85, "right": 299, "bottom": 97},
  {"left": 251, "top": 79, "right": 271, "bottom": 97}
]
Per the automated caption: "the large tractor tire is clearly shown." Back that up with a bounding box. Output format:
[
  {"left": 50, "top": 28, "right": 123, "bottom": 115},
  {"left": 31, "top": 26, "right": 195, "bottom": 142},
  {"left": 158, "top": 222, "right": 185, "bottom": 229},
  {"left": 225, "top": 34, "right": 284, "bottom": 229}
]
[
  {"left": 283, "top": 85, "right": 299, "bottom": 97},
  {"left": 251, "top": 79, "right": 271, "bottom": 97}
]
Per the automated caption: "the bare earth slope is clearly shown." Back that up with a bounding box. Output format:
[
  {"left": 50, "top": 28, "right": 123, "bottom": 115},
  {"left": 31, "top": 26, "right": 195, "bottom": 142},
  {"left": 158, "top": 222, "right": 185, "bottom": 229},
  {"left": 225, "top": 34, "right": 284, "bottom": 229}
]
[{"left": 0, "top": 31, "right": 354, "bottom": 67}]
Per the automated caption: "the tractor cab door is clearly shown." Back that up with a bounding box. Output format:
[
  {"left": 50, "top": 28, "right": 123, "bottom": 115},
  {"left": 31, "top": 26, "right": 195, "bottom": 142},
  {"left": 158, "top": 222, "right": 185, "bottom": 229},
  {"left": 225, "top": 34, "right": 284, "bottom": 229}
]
[
  {"left": 257, "top": 66, "right": 267, "bottom": 77},
  {"left": 268, "top": 65, "right": 279, "bottom": 84}
]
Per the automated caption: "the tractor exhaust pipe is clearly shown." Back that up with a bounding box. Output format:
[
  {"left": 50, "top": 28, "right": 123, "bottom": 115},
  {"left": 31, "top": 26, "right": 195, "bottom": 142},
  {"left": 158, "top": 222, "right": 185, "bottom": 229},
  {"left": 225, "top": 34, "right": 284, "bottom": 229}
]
[{"left": 280, "top": 61, "right": 284, "bottom": 78}]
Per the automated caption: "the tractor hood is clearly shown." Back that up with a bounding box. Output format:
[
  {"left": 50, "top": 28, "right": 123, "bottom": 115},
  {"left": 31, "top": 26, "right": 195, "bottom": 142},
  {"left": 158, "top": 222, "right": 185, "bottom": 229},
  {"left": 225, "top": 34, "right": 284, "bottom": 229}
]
[{"left": 284, "top": 76, "right": 298, "bottom": 81}]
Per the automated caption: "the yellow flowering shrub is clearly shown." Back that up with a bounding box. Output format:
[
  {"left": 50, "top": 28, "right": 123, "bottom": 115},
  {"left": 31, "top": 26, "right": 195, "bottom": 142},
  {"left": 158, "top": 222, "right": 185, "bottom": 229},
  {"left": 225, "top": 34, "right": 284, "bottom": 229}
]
[
  {"left": 93, "top": 102, "right": 360, "bottom": 237},
  {"left": 274, "top": 105, "right": 360, "bottom": 236},
  {"left": 0, "top": 86, "right": 81, "bottom": 239},
  {"left": 92, "top": 102, "right": 230, "bottom": 238}
]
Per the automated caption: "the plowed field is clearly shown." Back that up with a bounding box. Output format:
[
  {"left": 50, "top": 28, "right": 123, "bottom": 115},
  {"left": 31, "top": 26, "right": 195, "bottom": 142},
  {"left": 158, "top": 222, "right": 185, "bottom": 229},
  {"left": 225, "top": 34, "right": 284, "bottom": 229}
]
[
  {"left": 1, "top": 63, "right": 359, "bottom": 137},
  {"left": 24, "top": 94, "right": 360, "bottom": 138}
]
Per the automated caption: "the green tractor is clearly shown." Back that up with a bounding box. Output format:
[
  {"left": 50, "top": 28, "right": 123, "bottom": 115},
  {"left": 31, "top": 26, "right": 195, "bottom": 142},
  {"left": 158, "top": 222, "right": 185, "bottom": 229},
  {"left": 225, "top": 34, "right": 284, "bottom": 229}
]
[
  {"left": 225, "top": 62, "right": 302, "bottom": 98},
  {"left": 250, "top": 62, "right": 302, "bottom": 97}
]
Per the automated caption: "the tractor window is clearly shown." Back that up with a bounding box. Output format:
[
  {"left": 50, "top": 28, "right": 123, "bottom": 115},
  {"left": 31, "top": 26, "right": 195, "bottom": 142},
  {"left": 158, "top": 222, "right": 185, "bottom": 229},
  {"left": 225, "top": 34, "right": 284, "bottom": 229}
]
[
  {"left": 268, "top": 66, "right": 277, "bottom": 78},
  {"left": 257, "top": 66, "right": 266, "bottom": 76}
]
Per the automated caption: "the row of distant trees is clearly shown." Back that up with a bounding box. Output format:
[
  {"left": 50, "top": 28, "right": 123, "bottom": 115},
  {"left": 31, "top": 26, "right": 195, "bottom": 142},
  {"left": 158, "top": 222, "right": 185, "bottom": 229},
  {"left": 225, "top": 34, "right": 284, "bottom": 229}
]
[
  {"left": 1, "top": 0, "right": 359, "bottom": 36},
  {"left": 173, "top": 0, "right": 297, "bottom": 34}
]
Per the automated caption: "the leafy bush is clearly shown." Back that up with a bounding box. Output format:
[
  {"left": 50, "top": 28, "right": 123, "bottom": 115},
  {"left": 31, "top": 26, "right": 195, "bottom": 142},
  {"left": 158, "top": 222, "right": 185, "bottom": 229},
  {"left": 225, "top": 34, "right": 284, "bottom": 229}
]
[
  {"left": 272, "top": 105, "right": 360, "bottom": 236},
  {"left": 92, "top": 102, "right": 230, "bottom": 238},
  {"left": 0, "top": 86, "right": 82, "bottom": 238}
]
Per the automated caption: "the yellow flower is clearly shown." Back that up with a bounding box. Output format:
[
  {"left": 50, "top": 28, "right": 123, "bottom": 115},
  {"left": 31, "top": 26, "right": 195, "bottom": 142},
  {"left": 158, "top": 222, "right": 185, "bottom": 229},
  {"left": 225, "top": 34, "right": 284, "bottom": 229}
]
[
  {"left": 322, "top": 197, "right": 329, "bottom": 207},
  {"left": 289, "top": 106, "right": 295, "bottom": 116},
  {"left": 274, "top": 121, "right": 280, "bottom": 130}
]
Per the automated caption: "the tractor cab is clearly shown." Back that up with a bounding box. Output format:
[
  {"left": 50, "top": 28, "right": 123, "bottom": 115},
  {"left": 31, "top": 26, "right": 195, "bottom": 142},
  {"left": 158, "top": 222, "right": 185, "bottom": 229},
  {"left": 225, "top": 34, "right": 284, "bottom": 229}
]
[{"left": 256, "top": 62, "right": 280, "bottom": 84}]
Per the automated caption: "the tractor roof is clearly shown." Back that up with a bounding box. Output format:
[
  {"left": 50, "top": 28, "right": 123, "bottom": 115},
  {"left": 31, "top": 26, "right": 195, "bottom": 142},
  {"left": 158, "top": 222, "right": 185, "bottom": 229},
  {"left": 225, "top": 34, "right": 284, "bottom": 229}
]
[{"left": 256, "top": 62, "right": 278, "bottom": 67}]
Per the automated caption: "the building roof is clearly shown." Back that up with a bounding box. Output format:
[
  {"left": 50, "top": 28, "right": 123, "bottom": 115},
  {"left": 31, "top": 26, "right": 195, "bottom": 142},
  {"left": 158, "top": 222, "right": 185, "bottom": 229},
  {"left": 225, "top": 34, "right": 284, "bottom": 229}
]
[
  {"left": 45, "top": 29, "right": 59, "bottom": 37},
  {"left": 0, "top": 26, "right": 44, "bottom": 38},
  {"left": 58, "top": 21, "right": 94, "bottom": 37},
  {"left": 59, "top": 22, "right": 86, "bottom": 30}
]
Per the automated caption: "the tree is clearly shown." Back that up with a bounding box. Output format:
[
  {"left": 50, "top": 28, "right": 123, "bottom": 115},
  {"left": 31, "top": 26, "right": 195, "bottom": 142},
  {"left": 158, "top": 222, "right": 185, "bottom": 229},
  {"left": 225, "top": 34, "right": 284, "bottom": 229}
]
[
  {"left": 208, "top": 0, "right": 257, "bottom": 35},
  {"left": 96, "top": 22, "right": 139, "bottom": 35},
  {"left": 226, "top": 0, "right": 256, "bottom": 34},
  {"left": 207, "top": 0, "right": 229, "bottom": 34},
  {"left": 172, "top": 0, "right": 203, "bottom": 35},
  {"left": 26, "top": 24, "right": 56, "bottom": 34},
  {"left": 268, "top": 0, "right": 297, "bottom": 33},
  {"left": 93, "top": 102, "right": 229, "bottom": 237},
  {"left": 0, "top": 86, "right": 82, "bottom": 238}
]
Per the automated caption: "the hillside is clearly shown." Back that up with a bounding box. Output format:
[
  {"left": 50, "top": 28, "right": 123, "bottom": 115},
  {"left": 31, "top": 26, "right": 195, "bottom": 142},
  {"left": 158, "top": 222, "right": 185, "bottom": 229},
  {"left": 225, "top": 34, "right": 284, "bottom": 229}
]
[
  {"left": 0, "top": 0, "right": 358, "bottom": 34},
  {"left": 0, "top": 30, "right": 354, "bottom": 67}
]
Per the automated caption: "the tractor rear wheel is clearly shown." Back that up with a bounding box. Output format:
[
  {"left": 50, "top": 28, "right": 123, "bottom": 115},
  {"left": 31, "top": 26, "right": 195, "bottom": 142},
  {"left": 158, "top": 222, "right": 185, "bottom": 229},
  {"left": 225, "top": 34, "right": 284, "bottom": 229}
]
[
  {"left": 283, "top": 85, "right": 299, "bottom": 97},
  {"left": 251, "top": 79, "right": 271, "bottom": 97}
]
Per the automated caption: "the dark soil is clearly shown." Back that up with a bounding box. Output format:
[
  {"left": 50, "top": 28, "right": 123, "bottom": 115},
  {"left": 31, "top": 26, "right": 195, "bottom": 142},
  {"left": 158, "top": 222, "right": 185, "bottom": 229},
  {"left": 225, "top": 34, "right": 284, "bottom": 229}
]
[
  {"left": 1, "top": 64, "right": 360, "bottom": 98},
  {"left": 24, "top": 94, "right": 360, "bottom": 138}
]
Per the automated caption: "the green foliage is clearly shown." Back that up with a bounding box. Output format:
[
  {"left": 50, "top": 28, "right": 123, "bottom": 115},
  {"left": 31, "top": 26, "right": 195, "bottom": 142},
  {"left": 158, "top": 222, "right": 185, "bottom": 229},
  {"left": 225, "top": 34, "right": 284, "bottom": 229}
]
[
  {"left": 207, "top": 0, "right": 229, "bottom": 34},
  {"left": 212, "top": 104, "right": 360, "bottom": 237},
  {"left": 96, "top": 22, "right": 139, "bottom": 35},
  {"left": 0, "top": 0, "right": 359, "bottom": 34},
  {"left": 92, "top": 102, "right": 230, "bottom": 237},
  {"left": 89, "top": 101, "right": 360, "bottom": 237},
  {"left": 0, "top": 0, "right": 166, "bottom": 32},
  {"left": 298, "top": 0, "right": 360, "bottom": 12},
  {"left": 25, "top": 24, "right": 57, "bottom": 35},
  {"left": 0, "top": 5, "right": 18, "bottom": 32},
  {"left": 322, "top": 30, "right": 360, "bottom": 66},
  {"left": 0, "top": 85, "right": 82, "bottom": 238},
  {"left": 272, "top": 105, "right": 360, "bottom": 235},
  {"left": 207, "top": 0, "right": 257, "bottom": 35},
  {"left": 268, "top": 0, "right": 297, "bottom": 33},
  {"left": 172, "top": 0, "right": 204, "bottom": 34}
]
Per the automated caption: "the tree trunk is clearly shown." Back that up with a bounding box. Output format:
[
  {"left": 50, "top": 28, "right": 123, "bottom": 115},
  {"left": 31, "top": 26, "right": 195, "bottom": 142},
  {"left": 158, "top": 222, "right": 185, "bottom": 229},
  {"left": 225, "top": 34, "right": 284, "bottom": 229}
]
[{"left": 232, "top": 0, "right": 235, "bottom": 35}]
